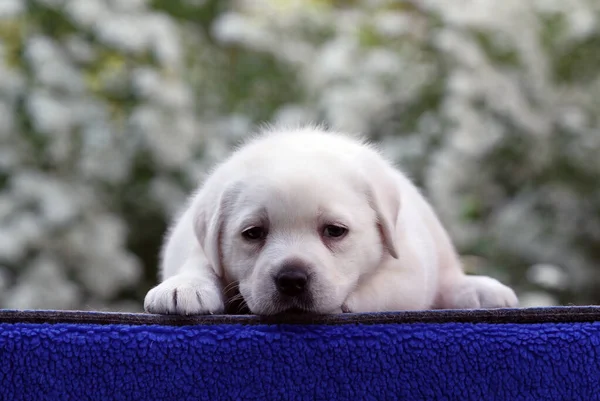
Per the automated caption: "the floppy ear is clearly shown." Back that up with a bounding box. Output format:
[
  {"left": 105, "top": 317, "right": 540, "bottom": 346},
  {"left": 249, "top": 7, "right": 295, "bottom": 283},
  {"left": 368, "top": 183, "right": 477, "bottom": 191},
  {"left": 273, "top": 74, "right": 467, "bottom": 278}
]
[
  {"left": 361, "top": 152, "right": 401, "bottom": 259},
  {"left": 193, "top": 183, "right": 236, "bottom": 278}
]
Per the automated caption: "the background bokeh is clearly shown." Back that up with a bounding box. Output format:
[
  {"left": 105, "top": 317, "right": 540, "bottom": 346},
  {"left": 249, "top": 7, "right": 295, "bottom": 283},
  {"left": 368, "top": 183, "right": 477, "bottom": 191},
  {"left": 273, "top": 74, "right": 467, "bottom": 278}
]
[{"left": 0, "top": 0, "right": 599, "bottom": 312}]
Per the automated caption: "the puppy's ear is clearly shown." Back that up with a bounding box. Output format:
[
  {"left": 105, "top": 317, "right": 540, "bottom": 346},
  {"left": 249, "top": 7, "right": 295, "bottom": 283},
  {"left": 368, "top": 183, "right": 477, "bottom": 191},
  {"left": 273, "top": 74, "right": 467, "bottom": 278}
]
[
  {"left": 193, "top": 183, "right": 236, "bottom": 278},
  {"left": 361, "top": 152, "right": 401, "bottom": 259}
]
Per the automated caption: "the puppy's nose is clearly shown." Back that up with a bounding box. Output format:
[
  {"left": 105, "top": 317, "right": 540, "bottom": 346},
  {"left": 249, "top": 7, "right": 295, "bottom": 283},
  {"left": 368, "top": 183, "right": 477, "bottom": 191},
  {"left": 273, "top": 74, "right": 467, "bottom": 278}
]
[{"left": 275, "top": 268, "right": 308, "bottom": 296}]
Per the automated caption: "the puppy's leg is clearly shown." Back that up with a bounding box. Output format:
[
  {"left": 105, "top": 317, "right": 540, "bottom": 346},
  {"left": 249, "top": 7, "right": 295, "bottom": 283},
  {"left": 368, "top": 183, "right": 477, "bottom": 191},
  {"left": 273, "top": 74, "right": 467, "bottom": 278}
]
[
  {"left": 144, "top": 246, "right": 225, "bottom": 315},
  {"left": 342, "top": 263, "right": 435, "bottom": 313},
  {"left": 440, "top": 275, "right": 518, "bottom": 309}
]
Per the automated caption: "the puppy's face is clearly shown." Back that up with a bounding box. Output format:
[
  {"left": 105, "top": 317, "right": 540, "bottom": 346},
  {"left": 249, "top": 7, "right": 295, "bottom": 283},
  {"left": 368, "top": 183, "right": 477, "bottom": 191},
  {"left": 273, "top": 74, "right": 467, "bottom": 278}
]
[{"left": 220, "top": 172, "right": 386, "bottom": 315}]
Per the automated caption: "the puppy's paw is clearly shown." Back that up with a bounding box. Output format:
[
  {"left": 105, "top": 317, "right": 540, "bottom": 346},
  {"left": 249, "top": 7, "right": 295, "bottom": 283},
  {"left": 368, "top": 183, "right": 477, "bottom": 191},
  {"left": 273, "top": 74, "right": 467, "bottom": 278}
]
[
  {"left": 144, "top": 275, "right": 225, "bottom": 315},
  {"left": 450, "top": 276, "right": 518, "bottom": 309},
  {"left": 328, "top": 305, "right": 349, "bottom": 314}
]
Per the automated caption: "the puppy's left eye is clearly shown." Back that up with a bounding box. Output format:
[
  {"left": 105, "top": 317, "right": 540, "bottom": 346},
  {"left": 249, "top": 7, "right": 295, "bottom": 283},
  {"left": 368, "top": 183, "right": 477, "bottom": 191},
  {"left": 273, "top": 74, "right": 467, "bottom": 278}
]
[
  {"left": 322, "top": 225, "right": 348, "bottom": 239},
  {"left": 242, "top": 226, "right": 268, "bottom": 241}
]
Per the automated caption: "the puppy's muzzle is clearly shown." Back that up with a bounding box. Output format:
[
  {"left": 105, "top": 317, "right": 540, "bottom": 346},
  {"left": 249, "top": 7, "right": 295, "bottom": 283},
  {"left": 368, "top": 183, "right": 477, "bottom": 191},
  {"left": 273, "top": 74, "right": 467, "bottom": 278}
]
[{"left": 274, "top": 267, "right": 309, "bottom": 297}]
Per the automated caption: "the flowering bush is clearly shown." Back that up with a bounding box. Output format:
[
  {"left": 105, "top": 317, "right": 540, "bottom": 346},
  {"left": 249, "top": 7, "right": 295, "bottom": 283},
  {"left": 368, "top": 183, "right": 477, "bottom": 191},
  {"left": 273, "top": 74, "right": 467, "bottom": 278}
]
[{"left": 0, "top": 0, "right": 598, "bottom": 310}]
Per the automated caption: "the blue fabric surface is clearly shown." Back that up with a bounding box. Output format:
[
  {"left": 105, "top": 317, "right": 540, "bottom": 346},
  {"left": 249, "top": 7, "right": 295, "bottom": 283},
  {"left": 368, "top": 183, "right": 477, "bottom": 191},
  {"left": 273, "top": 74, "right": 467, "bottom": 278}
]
[{"left": 1, "top": 319, "right": 600, "bottom": 401}]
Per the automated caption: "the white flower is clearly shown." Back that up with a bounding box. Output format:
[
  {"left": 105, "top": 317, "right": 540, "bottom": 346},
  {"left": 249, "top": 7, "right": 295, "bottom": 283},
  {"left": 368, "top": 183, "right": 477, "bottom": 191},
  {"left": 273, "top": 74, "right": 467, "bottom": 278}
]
[
  {"left": 212, "top": 12, "right": 272, "bottom": 50},
  {"left": 3, "top": 256, "right": 82, "bottom": 310},
  {"left": 11, "top": 172, "right": 79, "bottom": 228},
  {"left": 0, "top": 0, "right": 24, "bottom": 18},
  {"left": 65, "top": 0, "right": 109, "bottom": 28},
  {"left": 527, "top": 264, "right": 569, "bottom": 290},
  {"left": 95, "top": 15, "right": 151, "bottom": 53},
  {"left": 273, "top": 105, "right": 316, "bottom": 128},
  {"left": 24, "top": 36, "right": 84, "bottom": 93},
  {"left": 373, "top": 11, "right": 412, "bottom": 38},
  {"left": 66, "top": 214, "right": 142, "bottom": 298},
  {"left": 108, "top": 0, "right": 148, "bottom": 12},
  {"left": 147, "top": 13, "right": 182, "bottom": 68},
  {"left": 518, "top": 291, "right": 559, "bottom": 308},
  {"left": 65, "top": 35, "right": 97, "bottom": 63},
  {"left": 0, "top": 227, "right": 27, "bottom": 261},
  {"left": 26, "top": 90, "right": 74, "bottom": 135}
]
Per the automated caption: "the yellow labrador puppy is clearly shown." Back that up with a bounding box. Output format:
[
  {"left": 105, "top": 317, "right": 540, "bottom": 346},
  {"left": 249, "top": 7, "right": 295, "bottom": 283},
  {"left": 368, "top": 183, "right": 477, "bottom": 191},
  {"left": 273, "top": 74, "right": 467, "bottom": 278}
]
[{"left": 144, "top": 127, "right": 518, "bottom": 315}]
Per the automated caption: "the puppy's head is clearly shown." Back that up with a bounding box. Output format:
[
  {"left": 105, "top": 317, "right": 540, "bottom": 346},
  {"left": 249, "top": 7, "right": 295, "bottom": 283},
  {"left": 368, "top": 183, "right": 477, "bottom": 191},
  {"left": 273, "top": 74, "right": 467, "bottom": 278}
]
[{"left": 195, "top": 129, "right": 400, "bottom": 315}]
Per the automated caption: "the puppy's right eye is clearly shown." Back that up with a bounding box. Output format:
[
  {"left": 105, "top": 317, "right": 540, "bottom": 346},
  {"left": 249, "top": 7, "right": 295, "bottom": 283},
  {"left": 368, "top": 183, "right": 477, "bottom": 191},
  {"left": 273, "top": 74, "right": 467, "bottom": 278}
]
[
  {"left": 241, "top": 226, "right": 267, "bottom": 241},
  {"left": 322, "top": 224, "right": 348, "bottom": 239}
]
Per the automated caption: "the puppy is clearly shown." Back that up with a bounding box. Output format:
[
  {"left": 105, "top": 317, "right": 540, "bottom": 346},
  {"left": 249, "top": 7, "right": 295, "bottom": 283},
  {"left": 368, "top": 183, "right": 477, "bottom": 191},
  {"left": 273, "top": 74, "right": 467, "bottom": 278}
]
[{"left": 144, "top": 126, "right": 518, "bottom": 315}]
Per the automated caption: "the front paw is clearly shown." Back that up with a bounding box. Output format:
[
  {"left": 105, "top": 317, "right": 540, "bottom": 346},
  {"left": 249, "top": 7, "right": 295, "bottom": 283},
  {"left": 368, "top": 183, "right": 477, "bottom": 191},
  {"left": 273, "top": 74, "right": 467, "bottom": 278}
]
[
  {"left": 144, "top": 275, "right": 225, "bottom": 315},
  {"left": 450, "top": 276, "right": 519, "bottom": 309}
]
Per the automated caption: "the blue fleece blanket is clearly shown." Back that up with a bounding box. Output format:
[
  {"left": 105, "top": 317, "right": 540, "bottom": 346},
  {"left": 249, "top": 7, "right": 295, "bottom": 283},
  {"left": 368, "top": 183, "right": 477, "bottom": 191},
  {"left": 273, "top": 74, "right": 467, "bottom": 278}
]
[{"left": 1, "top": 308, "right": 600, "bottom": 401}]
